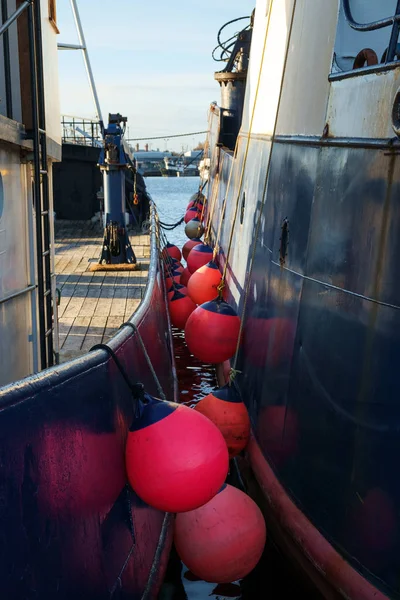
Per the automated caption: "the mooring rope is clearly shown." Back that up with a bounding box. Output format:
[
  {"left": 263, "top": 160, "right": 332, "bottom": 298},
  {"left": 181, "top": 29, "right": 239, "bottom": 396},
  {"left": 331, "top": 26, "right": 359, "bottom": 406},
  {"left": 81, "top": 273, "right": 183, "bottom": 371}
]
[{"left": 120, "top": 322, "right": 167, "bottom": 401}]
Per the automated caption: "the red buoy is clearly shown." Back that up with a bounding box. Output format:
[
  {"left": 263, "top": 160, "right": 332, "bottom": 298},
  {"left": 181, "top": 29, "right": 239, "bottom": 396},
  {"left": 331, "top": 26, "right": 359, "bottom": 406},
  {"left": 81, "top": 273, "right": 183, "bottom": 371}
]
[
  {"left": 187, "top": 260, "right": 221, "bottom": 304},
  {"left": 125, "top": 395, "right": 229, "bottom": 512},
  {"left": 165, "top": 271, "right": 181, "bottom": 288},
  {"left": 195, "top": 384, "right": 250, "bottom": 457},
  {"left": 185, "top": 207, "right": 201, "bottom": 224},
  {"left": 257, "top": 405, "right": 298, "bottom": 467},
  {"left": 180, "top": 267, "right": 192, "bottom": 287},
  {"left": 174, "top": 484, "right": 266, "bottom": 583},
  {"left": 182, "top": 238, "right": 203, "bottom": 262},
  {"left": 167, "top": 282, "right": 187, "bottom": 301},
  {"left": 165, "top": 261, "right": 184, "bottom": 276},
  {"left": 187, "top": 244, "right": 213, "bottom": 274},
  {"left": 245, "top": 316, "right": 296, "bottom": 369},
  {"left": 169, "top": 290, "right": 197, "bottom": 329},
  {"left": 185, "top": 217, "right": 205, "bottom": 240},
  {"left": 162, "top": 242, "right": 182, "bottom": 262},
  {"left": 186, "top": 198, "right": 204, "bottom": 211},
  {"left": 185, "top": 298, "right": 240, "bottom": 364}
]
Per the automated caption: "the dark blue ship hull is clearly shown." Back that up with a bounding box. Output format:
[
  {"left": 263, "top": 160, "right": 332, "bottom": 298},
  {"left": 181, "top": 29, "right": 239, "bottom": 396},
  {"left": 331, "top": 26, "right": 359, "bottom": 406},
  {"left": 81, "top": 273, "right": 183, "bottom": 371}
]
[
  {"left": 0, "top": 209, "right": 175, "bottom": 599},
  {"left": 208, "top": 129, "right": 400, "bottom": 599}
]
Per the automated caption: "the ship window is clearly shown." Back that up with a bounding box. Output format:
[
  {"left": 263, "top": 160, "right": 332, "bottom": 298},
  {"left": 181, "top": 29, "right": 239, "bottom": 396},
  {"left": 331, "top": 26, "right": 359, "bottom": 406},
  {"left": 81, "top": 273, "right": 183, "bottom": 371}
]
[
  {"left": 49, "top": 0, "right": 60, "bottom": 34},
  {"left": 240, "top": 191, "right": 245, "bottom": 225},
  {"left": 332, "top": 0, "right": 400, "bottom": 76}
]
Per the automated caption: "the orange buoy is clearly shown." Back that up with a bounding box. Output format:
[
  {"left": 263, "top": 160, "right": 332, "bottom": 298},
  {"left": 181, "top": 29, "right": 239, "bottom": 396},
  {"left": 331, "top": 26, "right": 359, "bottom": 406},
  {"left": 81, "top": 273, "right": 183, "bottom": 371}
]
[
  {"left": 185, "top": 217, "right": 205, "bottom": 239},
  {"left": 169, "top": 290, "right": 197, "bottom": 329},
  {"left": 162, "top": 242, "right": 182, "bottom": 262},
  {"left": 185, "top": 298, "right": 240, "bottom": 364},
  {"left": 174, "top": 484, "right": 266, "bottom": 583},
  {"left": 257, "top": 405, "right": 298, "bottom": 467},
  {"left": 185, "top": 207, "right": 201, "bottom": 224},
  {"left": 187, "top": 244, "right": 213, "bottom": 274},
  {"left": 180, "top": 267, "right": 192, "bottom": 287},
  {"left": 126, "top": 395, "right": 229, "bottom": 512},
  {"left": 167, "top": 282, "right": 187, "bottom": 301},
  {"left": 195, "top": 384, "right": 250, "bottom": 457},
  {"left": 182, "top": 237, "right": 203, "bottom": 262},
  {"left": 187, "top": 260, "right": 222, "bottom": 304},
  {"left": 244, "top": 316, "right": 296, "bottom": 369}
]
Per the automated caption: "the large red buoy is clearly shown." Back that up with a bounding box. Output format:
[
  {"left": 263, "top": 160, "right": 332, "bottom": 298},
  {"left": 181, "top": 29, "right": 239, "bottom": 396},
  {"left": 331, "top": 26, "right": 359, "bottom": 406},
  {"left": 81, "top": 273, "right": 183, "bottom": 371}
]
[
  {"left": 257, "top": 405, "right": 298, "bottom": 467},
  {"left": 169, "top": 290, "right": 197, "bottom": 329},
  {"left": 187, "top": 261, "right": 222, "bottom": 305},
  {"left": 185, "top": 298, "right": 240, "bottom": 364},
  {"left": 195, "top": 384, "right": 250, "bottom": 457},
  {"left": 162, "top": 242, "right": 182, "bottom": 262},
  {"left": 182, "top": 238, "right": 203, "bottom": 262},
  {"left": 126, "top": 395, "right": 229, "bottom": 512},
  {"left": 180, "top": 267, "right": 192, "bottom": 287},
  {"left": 185, "top": 207, "right": 201, "bottom": 224},
  {"left": 187, "top": 244, "right": 213, "bottom": 274},
  {"left": 167, "top": 282, "right": 187, "bottom": 301},
  {"left": 244, "top": 316, "right": 296, "bottom": 369},
  {"left": 174, "top": 484, "right": 266, "bottom": 583},
  {"left": 185, "top": 217, "right": 205, "bottom": 240}
]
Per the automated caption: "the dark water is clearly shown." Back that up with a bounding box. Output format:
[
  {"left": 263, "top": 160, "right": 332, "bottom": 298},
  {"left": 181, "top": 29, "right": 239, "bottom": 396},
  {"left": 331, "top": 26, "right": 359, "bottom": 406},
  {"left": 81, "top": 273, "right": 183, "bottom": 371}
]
[{"left": 146, "top": 177, "right": 321, "bottom": 600}]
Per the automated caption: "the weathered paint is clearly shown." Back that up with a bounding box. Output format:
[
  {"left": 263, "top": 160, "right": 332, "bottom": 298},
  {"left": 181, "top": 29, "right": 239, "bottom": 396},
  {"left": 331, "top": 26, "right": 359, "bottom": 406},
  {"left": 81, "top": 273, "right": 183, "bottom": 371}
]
[{"left": 205, "top": 0, "right": 400, "bottom": 597}]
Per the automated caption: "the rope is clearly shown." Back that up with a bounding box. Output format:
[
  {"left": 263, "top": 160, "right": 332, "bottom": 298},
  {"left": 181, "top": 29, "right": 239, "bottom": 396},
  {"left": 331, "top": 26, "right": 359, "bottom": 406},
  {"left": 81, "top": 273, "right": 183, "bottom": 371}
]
[
  {"left": 126, "top": 130, "right": 207, "bottom": 142},
  {"left": 231, "top": 0, "right": 297, "bottom": 374},
  {"left": 90, "top": 343, "right": 145, "bottom": 403},
  {"left": 159, "top": 216, "right": 184, "bottom": 230},
  {"left": 121, "top": 322, "right": 167, "bottom": 401}
]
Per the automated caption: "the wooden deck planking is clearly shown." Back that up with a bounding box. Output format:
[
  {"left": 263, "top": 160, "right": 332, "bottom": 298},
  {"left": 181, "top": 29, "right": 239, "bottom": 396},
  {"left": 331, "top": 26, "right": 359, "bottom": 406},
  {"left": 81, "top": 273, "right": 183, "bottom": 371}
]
[{"left": 55, "top": 220, "right": 150, "bottom": 363}]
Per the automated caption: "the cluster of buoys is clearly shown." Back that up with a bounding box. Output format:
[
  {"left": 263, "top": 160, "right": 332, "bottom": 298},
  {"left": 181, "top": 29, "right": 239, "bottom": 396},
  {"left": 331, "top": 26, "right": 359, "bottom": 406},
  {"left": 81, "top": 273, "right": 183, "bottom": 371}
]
[{"left": 150, "top": 194, "right": 266, "bottom": 582}]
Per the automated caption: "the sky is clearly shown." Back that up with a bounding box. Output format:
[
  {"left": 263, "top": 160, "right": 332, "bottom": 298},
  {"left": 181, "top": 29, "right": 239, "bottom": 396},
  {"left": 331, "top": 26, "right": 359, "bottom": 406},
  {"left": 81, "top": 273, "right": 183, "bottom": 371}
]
[{"left": 57, "top": 0, "right": 255, "bottom": 151}]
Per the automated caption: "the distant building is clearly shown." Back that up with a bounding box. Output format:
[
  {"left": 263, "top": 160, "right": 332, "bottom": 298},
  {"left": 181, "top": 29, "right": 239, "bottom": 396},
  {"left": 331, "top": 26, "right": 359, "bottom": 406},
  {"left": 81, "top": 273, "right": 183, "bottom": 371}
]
[{"left": 132, "top": 144, "right": 172, "bottom": 176}]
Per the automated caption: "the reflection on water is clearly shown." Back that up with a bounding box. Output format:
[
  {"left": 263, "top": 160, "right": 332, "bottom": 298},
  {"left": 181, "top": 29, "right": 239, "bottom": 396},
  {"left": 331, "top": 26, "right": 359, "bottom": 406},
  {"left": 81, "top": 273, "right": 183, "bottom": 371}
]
[{"left": 147, "top": 178, "right": 320, "bottom": 599}]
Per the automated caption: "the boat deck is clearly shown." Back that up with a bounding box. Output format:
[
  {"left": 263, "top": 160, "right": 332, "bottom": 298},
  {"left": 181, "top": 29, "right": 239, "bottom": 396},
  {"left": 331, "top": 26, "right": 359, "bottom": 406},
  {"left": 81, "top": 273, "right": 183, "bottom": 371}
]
[{"left": 54, "top": 220, "right": 150, "bottom": 363}]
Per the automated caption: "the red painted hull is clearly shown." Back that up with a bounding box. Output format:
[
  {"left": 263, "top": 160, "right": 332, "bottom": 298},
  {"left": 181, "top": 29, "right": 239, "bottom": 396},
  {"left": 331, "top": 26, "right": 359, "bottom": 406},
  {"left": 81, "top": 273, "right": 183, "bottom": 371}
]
[{"left": 246, "top": 433, "right": 389, "bottom": 600}]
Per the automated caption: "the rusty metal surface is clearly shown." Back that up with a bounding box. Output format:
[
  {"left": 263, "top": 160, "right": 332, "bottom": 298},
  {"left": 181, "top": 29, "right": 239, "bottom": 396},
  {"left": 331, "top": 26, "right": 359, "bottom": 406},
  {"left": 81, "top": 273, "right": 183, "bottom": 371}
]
[{"left": 209, "top": 135, "right": 400, "bottom": 598}]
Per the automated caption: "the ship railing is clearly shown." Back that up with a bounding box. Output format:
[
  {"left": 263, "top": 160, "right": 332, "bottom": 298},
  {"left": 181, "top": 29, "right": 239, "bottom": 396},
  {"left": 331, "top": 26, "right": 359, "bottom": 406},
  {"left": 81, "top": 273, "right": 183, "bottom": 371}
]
[
  {"left": 61, "top": 115, "right": 102, "bottom": 147},
  {"left": 343, "top": 0, "right": 400, "bottom": 63}
]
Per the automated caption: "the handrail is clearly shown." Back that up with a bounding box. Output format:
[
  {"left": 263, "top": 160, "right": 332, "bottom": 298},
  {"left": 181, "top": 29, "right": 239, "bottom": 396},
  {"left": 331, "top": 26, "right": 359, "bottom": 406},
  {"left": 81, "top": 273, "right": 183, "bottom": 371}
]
[
  {"left": 342, "top": 0, "right": 400, "bottom": 32},
  {"left": 0, "top": 0, "right": 31, "bottom": 37}
]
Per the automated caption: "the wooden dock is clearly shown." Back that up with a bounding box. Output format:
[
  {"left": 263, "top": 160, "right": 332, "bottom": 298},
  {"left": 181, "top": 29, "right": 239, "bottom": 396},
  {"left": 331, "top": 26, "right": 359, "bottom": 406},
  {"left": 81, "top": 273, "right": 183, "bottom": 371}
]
[{"left": 54, "top": 220, "right": 150, "bottom": 363}]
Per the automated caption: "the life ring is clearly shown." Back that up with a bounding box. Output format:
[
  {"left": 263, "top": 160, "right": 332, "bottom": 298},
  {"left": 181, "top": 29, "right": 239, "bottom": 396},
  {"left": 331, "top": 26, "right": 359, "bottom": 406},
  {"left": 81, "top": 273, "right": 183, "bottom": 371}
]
[{"left": 353, "top": 48, "right": 378, "bottom": 70}]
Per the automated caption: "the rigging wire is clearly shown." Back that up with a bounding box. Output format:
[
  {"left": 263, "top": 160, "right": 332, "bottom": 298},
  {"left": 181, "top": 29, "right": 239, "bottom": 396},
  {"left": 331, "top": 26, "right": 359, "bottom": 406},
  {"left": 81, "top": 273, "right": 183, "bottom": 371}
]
[{"left": 126, "top": 130, "right": 207, "bottom": 142}]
